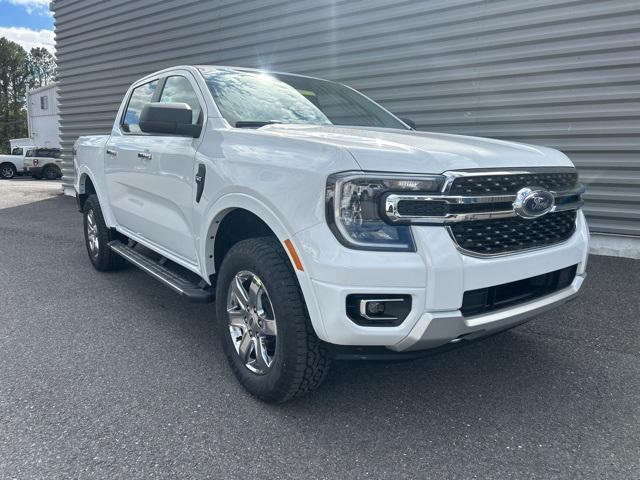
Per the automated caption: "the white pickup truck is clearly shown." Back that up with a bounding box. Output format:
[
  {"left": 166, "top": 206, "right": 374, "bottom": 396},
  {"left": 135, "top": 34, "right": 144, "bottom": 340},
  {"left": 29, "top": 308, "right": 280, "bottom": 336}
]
[
  {"left": 74, "top": 65, "right": 589, "bottom": 402},
  {"left": 0, "top": 147, "right": 27, "bottom": 179}
]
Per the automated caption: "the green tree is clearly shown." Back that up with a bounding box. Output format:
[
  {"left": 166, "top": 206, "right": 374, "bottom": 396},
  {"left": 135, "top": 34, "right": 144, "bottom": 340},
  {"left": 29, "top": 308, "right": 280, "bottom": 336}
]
[
  {"left": 27, "top": 47, "right": 56, "bottom": 88},
  {"left": 0, "top": 39, "right": 56, "bottom": 153},
  {"left": 0, "top": 38, "right": 29, "bottom": 153}
]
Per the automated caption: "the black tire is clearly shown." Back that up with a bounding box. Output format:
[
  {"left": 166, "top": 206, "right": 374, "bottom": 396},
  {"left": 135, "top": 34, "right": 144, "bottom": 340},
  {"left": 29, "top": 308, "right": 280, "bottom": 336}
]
[
  {"left": 215, "top": 236, "right": 331, "bottom": 403},
  {"left": 82, "top": 194, "right": 126, "bottom": 271},
  {"left": 0, "top": 163, "right": 16, "bottom": 179},
  {"left": 42, "top": 165, "right": 61, "bottom": 180}
]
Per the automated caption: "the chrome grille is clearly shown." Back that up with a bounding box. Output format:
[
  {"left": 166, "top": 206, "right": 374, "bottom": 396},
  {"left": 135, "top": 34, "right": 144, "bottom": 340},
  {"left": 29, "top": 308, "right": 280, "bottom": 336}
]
[
  {"left": 448, "top": 210, "right": 577, "bottom": 255},
  {"left": 382, "top": 169, "right": 583, "bottom": 256},
  {"left": 449, "top": 172, "right": 579, "bottom": 196}
]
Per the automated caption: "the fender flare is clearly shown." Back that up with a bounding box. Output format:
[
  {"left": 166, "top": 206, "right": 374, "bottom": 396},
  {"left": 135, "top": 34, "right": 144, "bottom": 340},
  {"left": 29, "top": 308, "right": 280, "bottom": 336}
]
[
  {"left": 200, "top": 193, "right": 329, "bottom": 341},
  {"left": 76, "top": 166, "right": 117, "bottom": 227}
]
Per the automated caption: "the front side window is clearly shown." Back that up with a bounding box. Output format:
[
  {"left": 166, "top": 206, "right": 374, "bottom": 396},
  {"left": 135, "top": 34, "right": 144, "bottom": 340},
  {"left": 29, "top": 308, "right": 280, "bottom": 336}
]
[
  {"left": 159, "top": 76, "right": 203, "bottom": 126},
  {"left": 122, "top": 80, "right": 158, "bottom": 133},
  {"left": 198, "top": 67, "right": 407, "bottom": 130}
]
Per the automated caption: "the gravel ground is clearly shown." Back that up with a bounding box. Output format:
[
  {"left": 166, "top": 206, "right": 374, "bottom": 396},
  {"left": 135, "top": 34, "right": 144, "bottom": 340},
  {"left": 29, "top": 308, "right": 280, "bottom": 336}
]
[{"left": 0, "top": 180, "right": 639, "bottom": 479}]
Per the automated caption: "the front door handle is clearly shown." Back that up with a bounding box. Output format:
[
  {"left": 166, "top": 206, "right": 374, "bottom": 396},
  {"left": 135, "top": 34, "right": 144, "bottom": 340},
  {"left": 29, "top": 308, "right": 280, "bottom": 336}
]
[
  {"left": 137, "top": 152, "right": 152, "bottom": 160},
  {"left": 106, "top": 148, "right": 117, "bottom": 157}
]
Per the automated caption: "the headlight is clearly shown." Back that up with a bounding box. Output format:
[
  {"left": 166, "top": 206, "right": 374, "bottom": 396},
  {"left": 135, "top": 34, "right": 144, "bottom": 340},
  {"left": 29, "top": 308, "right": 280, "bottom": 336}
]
[{"left": 326, "top": 172, "right": 445, "bottom": 251}]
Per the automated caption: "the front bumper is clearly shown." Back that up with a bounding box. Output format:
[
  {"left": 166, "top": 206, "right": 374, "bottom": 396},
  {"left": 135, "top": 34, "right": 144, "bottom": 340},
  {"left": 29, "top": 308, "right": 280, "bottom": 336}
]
[
  {"left": 390, "top": 273, "right": 584, "bottom": 351},
  {"left": 293, "top": 210, "right": 589, "bottom": 349}
]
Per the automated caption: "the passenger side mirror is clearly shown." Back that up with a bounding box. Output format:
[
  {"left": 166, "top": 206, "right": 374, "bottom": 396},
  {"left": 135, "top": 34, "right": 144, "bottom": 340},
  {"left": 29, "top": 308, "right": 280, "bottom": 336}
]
[
  {"left": 139, "top": 102, "right": 202, "bottom": 138},
  {"left": 400, "top": 117, "right": 417, "bottom": 130}
]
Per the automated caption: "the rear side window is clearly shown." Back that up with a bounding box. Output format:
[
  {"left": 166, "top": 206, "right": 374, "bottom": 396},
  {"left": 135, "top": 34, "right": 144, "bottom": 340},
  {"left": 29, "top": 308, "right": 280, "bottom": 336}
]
[
  {"left": 40, "top": 148, "right": 61, "bottom": 158},
  {"left": 26, "top": 148, "right": 60, "bottom": 158},
  {"left": 159, "top": 76, "right": 202, "bottom": 125},
  {"left": 122, "top": 80, "right": 158, "bottom": 133},
  {"left": 11, "top": 147, "right": 23, "bottom": 155}
]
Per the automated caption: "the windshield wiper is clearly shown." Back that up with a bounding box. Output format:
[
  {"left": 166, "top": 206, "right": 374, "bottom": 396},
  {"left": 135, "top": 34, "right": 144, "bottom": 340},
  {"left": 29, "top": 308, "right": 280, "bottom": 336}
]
[{"left": 235, "top": 121, "right": 283, "bottom": 129}]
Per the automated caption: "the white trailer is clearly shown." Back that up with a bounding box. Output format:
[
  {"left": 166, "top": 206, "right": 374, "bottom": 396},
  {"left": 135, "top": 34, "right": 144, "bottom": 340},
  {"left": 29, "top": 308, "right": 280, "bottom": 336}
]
[{"left": 25, "top": 83, "right": 60, "bottom": 149}]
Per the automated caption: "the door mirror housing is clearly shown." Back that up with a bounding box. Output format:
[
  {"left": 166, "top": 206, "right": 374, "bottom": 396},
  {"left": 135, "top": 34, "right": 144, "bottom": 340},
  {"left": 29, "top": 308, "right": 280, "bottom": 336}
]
[
  {"left": 400, "top": 117, "right": 417, "bottom": 130},
  {"left": 139, "top": 102, "right": 202, "bottom": 137}
]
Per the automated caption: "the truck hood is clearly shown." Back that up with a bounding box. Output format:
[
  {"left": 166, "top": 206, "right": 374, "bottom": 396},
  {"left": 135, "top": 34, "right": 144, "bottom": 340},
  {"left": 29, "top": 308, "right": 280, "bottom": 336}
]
[{"left": 260, "top": 124, "right": 573, "bottom": 173}]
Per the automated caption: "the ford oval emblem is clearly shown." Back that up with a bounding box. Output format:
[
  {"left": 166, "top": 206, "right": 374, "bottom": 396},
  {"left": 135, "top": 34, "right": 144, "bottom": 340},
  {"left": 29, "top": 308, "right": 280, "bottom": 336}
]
[{"left": 513, "top": 187, "right": 555, "bottom": 219}]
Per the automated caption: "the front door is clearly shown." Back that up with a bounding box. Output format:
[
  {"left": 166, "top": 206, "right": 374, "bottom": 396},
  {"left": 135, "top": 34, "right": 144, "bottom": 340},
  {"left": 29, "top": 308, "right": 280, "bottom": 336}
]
[{"left": 105, "top": 74, "right": 205, "bottom": 265}]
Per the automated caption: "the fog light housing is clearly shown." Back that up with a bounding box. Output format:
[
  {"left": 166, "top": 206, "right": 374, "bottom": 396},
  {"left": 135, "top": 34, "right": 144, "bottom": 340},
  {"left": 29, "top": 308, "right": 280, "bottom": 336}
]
[{"left": 346, "top": 294, "right": 412, "bottom": 326}]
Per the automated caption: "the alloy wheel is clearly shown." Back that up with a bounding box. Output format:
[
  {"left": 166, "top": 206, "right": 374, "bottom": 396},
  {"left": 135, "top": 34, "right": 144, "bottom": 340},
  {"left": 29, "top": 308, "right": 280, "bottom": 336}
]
[
  {"left": 1, "top": 166, "right": 14, "bottom": 179},
  {"left": 86, "top": 209, "right": 100, "bottom": 258},
  {"left": 226, "top": 270, "right": 278, "bottom": 375}
]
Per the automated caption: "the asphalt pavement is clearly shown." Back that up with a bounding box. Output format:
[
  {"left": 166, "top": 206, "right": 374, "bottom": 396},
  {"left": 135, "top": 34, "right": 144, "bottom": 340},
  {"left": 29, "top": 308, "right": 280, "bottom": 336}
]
[{"left": 1, "top": 180, "right": 639, "bottom": 479}]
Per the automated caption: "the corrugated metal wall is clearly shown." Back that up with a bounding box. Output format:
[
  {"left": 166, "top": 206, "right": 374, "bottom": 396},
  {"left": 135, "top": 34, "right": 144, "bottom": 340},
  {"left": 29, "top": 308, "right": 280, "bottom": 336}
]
[{"left": 53, "top": 0, "right": 640, "bottom": 236}]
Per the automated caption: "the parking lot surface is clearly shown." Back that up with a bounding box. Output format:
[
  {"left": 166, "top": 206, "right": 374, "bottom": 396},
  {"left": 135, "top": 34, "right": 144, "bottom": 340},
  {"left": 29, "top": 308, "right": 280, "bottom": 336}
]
[
  {"left": 1, "top": 181, "right": 639, "bottom": 479},
  {"left": 0, "top": 178, "right": 62, "bottom": 209}
]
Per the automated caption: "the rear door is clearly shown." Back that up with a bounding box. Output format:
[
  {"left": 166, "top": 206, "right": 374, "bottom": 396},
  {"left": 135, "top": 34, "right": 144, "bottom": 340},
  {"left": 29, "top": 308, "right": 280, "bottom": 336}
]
[{"left": 105, "top": 72, "right": 206, "bottom": 265}]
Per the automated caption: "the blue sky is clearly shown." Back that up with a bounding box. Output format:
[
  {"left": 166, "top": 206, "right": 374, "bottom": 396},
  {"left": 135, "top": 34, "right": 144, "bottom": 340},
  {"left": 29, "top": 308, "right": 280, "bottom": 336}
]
[{"left": 0, "top": 0, "right": 55, "bottom": 53}]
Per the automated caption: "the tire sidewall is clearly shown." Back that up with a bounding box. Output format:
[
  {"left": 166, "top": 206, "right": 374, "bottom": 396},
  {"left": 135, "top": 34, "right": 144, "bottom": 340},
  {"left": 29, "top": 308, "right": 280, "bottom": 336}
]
[
  {"left": 43, "top": 166, "right": 57, "bottom": 180},
  {"left": 215, "top": 240, "right": 304, "bottom": 401},
  {"left": 83, "top": 196, "right": 109, "bottom": 270},
  {"left": 0, "top": 164, "right": 16, "bottom": 179}
]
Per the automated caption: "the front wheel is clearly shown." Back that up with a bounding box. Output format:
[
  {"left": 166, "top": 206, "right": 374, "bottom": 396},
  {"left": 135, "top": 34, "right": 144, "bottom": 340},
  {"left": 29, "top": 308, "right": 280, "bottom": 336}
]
[
  {"left": 215, "top": 237, "right": 330, "bottom": 403},
  {"left": 83, "top": 195, "right": 126, "bottom": 271},
  {"left": 0, "top": 163, "right": 16, "bottom": 179}
]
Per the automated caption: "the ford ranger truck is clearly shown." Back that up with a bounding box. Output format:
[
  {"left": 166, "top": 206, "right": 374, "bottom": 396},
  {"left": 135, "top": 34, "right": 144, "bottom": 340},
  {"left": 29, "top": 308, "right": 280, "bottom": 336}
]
[{"left": 74, "top": 66, "right": 588, "bottom": 403}]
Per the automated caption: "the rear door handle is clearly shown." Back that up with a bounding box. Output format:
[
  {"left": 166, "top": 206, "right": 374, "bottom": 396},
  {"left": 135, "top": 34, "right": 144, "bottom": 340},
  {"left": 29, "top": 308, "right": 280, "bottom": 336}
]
[
  {"left": 106, "top": 148, "right": 117, "bottom": 157},
  {"left": 137, "top": 152, "right": 152, "bottom": 160}
]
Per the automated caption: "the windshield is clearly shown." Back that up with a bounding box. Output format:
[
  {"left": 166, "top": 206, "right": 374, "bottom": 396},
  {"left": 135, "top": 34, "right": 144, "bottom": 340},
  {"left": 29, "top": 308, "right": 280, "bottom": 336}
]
[{"left": 199, "top": 67, "right": 408, "bottom": 130}]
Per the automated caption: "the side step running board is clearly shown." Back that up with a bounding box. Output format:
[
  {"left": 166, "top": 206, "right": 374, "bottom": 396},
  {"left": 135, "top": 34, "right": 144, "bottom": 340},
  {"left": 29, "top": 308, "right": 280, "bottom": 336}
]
[{"left": 108, "top": 240, "right": 214, "bottom": 303}]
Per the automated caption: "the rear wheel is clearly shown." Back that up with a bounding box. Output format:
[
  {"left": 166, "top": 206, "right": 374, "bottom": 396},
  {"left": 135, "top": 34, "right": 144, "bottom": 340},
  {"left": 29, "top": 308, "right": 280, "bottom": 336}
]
[
  {"left": 83, "top": 195, "right": 126, "bottom": 271},
  {"left": 216, "top": 237, "right": 330, "bottom": 403},
  {"left": 0, "top": 163, "right": 16, "bottom": 179},
  {"left": 42, "top": 164, "right": 61, "bottom": 180}
]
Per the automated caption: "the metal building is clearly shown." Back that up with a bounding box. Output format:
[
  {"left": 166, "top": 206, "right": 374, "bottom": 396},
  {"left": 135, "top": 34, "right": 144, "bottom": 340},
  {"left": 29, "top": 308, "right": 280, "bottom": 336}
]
[{"left": 52, "top": 0, "right": 640, "bottom": 242}]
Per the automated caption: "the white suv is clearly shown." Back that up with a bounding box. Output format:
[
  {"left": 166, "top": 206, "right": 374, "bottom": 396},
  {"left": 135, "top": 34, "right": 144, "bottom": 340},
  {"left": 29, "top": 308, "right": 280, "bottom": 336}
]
[
  {"left": 74, "top": 66, "right": 589, "bottom": 402},
  {"left": 23, "top": 147, "right": 63, "bottom": 180}
]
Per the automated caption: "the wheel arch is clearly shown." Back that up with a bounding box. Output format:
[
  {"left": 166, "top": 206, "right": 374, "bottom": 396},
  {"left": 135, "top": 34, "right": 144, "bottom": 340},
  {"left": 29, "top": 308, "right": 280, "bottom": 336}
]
[
  {"left": 201, "top": 194, "right": 328, "bottom": 341},
  {"left": 77, "top": 171, "right": 97, "bottom": 211},
  {"left": 76, "top": 168, "right": 116, "bottom": 227}
]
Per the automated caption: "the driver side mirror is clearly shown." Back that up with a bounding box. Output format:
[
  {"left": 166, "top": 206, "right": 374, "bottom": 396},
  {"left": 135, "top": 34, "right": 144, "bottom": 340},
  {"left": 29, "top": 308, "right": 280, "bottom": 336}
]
[{"left": 139, "top": 102, "right": 202, "bottom": 138}]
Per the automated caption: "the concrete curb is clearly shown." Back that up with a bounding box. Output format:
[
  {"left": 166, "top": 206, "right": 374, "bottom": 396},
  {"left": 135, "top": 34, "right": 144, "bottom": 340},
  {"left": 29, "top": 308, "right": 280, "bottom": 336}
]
[{"left": 590, "top": 233, "right": 640, "bottom": 259}]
